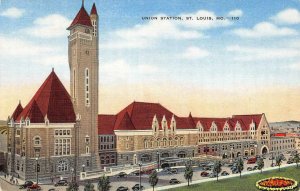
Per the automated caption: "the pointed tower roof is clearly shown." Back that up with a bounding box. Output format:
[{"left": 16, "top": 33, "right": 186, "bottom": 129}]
[
  {"left": 20, "top": 100, "right": 44, "bottom": 123},
  {"left": 11, "top": 101, "right": 23, "bottom": 120},
  {"left": 16, "top": 70, "right": 76, "bottom": 123},
  {"left": 68, "top": 5, "right": 92, "bottom": 30},
  {"left": 90, "top": 3, "right": 98, "bottom": 15}
]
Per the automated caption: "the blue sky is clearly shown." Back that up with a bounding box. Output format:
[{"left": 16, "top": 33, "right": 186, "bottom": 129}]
[{"left": 0, "top": 0, "right": 299, "bottom": 121}]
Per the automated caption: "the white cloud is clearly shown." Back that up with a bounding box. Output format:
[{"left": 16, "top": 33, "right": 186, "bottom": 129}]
[
  {"left": 271, "top": 8, "right": 300, "bottom": 25},
  {"left": 103, "top": 9, "right": 234, "bottom": 50},
  {"left": 287, "top": 63, "right": 300, "bottom": 70},
  {"left": 227, "top": 9, "right": 243, "bottom": 17},
  {"left": 181, "top": 46, "right": 210, "bottom": 59},
  {"left": 23, "top": 14, "right": 71, "bottom": 38},
  {"left": 102, "top": 59, "right": 158, "bottom": 78},
  {"left": 0, "top": 35, "right": 67, "bottom": 66},
  {"left": 180, "top": 10, "right": 232, "bottom": 29},
  {"left": 226, "top": 45, "right": 300, "bottom": 62},
  {"left": 232, "top": 22, "right": 297, "bottom": 38},
  {"left": 0, "top": 7, "right": 25, "bottom": 19}
]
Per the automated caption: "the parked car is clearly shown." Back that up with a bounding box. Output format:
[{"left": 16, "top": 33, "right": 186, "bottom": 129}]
[
  {"left": 48, "top": 189, "right": 57, "bottom": 191},
  {"left": 116, "top": 172, "right": 127, "bottom": 178},
  {"left": 116, "top": 186, "right": 129, "bottom": 191},
  {"left": 247, "top": 157, "right": 257, "bottom": 164},
  {"left": 19, "top": 181, "right": 34, "bottom": 189},
  {"left": 169, "top": 178, "right": 180, "bottom": 185},
  {"left": 132, "top": 184, "right": 144, "bottom": 191},
  {"left": 269, "top": 156, "right": 274, "bottom": 160},
  {"left": 232, "top": 169, "right": 239, "bottom": 174},
  {"left": 230, "top": 166, "right": 237, "bottom": 171},
  {"left": 27, "top": 184, "right": 41, "bottom": 191},
  {"left": 243, "top": 156, "right": 249, "bottom": 160},
  {"left": 221, "top": 171, "right": 229, "bottom": 176},
  {"left": 170, "top": 168, "right": 178, "bottom": 174},
  {"left": 247, "top": 167, "right": 253, "bottom": 171},
  {"left": 130, "top": 170, "right": 141, "bottom": 176},
  {"left": 54, "top": 179, "right": 68, "bottom": 186},
  {"left": 253, "top": 165, "right": 259, "bottom": 170},
  {"left": 201, "top": 171, "right": 209, "bottom": 177},
  {"left": 287, "top": 160, "right": 294, "bottom": 164},
  {"left": 209, "top": 173, "right": 217, "bottom": 178}
]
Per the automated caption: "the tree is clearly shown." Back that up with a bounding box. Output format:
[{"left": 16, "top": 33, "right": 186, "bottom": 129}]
[
  {"left": 293, "top": 152, "right": 300, "bottom": 168},
  {"left": 275, "top": 155, "right": 283, "bottom": 171},
  {"left": 212, "top": 160, "right": 222, "bottom": 181},
  {"left": 184, "top": 164, "right": 193, "bottom": 186},
  {"left": 149, "top": 170, "right": 158, "bottom": 191},
  {"left": 257, "top": 158, "right": 264, "bottom": 174},
  {"left": 97, "top": 175, "right": 111, "bottom": 191},
  {"left": 236, "top": 157, "right": 244, "bottom": 178},
  {"left": 84, "top": 181, "right": 95, "bottom": 191},
  {"left": 67, "top": 180, "right": 79, "bottom": 191}
]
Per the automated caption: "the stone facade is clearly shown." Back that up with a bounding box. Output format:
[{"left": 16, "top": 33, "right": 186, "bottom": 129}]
[{"left": 270, "top": 137, "right": 295, "bottom": 155}]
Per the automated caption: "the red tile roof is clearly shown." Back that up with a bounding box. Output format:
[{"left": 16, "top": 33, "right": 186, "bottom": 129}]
[
  {"left": 232, "top": 114, "right": 263, "bottom": 130},
  {"left": 98, "top": 115, "right": 116, "bottom": 134},
  {"left": 16, "top": 70, "right": 76, "bottom": 123},
  {"left": 11, "top": 102, "right": 23, "bottom": 120},
  {"left": 97, "top": 101, "right": 264, "bottom": 135},
  {"left": 90, "top": 3, "right": 98, "bottom": 15},
  {"left": 68, "top": 5, "right": 92, "bottom": 29}
]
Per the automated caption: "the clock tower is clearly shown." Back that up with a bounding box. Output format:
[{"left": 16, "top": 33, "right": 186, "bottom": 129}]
[{"left": 67, "top": 2, "right": 99, "bottom": 171}]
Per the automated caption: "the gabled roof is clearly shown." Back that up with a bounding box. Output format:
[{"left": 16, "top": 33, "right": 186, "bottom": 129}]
[
  {"left": 90, "top": 3, "right": 98, "bottom": 15},
  {"left": 232, "top": 114, "right": 263, "bottom": 130},
  {"left": 11, "top": 102, "right": 23, "bottom": 120},
  {"left": 68, "top": 5, "right": 92, "bottom": 29},
  {"left": 16, "top": 70, "right": 76, "bottom": 123}
]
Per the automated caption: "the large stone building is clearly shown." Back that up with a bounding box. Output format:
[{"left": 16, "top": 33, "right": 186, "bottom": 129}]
[
  {"left": 7, "top": 3, "right": 99, "bottom": 180},
  {"left": 98, "top": 101, "right": 271, "bottom": 167}
]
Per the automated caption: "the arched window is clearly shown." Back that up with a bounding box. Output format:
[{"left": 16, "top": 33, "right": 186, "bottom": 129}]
[
  {"left": 106, "top": 156, "right": 110, "bottom": 164},
  {"left": 180, "top": 137, "right": 184, "bottom": 145},
  {"left": 156, "top": 138, "right": 160, "bottom": 147},
  {"left": 85, "top": 68, "right": 90, "bottom": 106},
  {"left": 33, "top": 136, "right": 41, "bottom": 146},
  {"left": 144, "top": 139, "right": 148, "bottom": 149},
  {"left": 86, "top": 146, "right": 89, "bottom": 154},
  {"left": 169, "top": 137, "right": 172, "bottom": 146},
  {"left": 141, "top": 154, "right": 151, "bottom": 162},
  {"left": 111, "top": 155, "right": 115, "bottom": 164},
  {"left": 174, "top": 137, "right": 179, "bottom": 146},
  {"left": 163, "top": 138, "right": 167, "bottom": 147},
  {"left": 57, "top": 160, "right": 69, "bottom": 172}
]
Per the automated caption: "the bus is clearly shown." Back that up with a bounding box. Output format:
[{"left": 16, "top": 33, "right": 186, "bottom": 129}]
[{"left": 247, "top": 157, "right": 257, "bottom": 164}]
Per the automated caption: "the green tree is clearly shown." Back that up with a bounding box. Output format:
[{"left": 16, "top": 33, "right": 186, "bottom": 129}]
[
  {"left": 256, "top": 158, "right": 264, "bottom": 174},
  {"left": 149, "top": 170, "right": 158, "bottom": 191},
  {"left": 97, "top": 175, "right": 111, "bottom": 191},
  {"left": 84, "top": 181, "right": 95, "bottom": 191},
  {"left": 293, "top": 152, "right": 300, "bottom": 168},
  {"left": 184, "top": 164, "right": 193, "bottom": 186},
  {"left": 212, "top": 160, "right": 222, "bottom": 181},
  {"left": 275, "top": 155, "right": 283, "bottom": 171},
  {"left": 236, "top": 157, "right": 244, "bottom": 178},
  {"left": 67, "top": 180, "right": 79, "bottom": 191}
]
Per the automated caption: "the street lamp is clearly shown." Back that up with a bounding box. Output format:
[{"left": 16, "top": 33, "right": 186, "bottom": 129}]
[
  {"left": 156, "top": 151, "right": 160, "bottom": 171},
  {"left": 35, "top": 157, "right": 39, "bottom": 185},
  {"left": 138, "top": 162, "right": 142, "bottom": 191},
  {"left": 70, "top": 168, "right": 74, "bottom": 182},
  {"left": 82, "top": 164, "right": 85, "bottom": 172}
]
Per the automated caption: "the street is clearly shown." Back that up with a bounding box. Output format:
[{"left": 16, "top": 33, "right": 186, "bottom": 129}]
[{"left": 0, "top": 152, "right": 295, "bottom": 191}]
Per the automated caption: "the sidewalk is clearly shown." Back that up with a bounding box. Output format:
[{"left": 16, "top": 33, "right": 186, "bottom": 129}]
[{"left": 0, "top": 174, "right": 25, "bottom": 187}]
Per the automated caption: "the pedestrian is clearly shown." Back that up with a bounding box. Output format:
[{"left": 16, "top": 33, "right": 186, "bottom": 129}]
[
  {"left": 16, "top": 179, "right": 18, "bottom": 185},
  {"left": 4, "top": 174, "right": 6, "bottom": 179}
]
